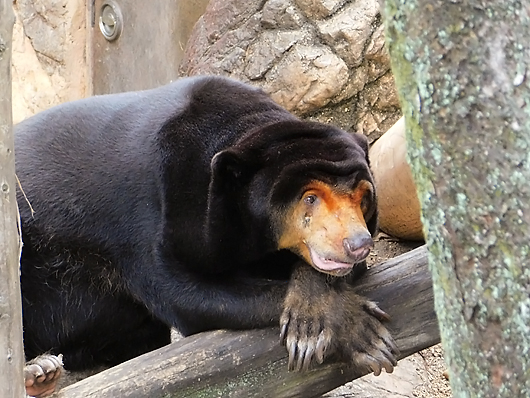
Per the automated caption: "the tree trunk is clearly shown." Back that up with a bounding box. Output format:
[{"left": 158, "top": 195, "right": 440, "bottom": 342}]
[
  {"left": 0, "top": 2, "right": 24, "bottom": 397},
  {"left": 384, "top": 1, "right": 530, "bottom": 396}
]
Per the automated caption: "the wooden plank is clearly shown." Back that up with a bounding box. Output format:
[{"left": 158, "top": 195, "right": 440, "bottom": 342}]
[
  {"left": 57, "top": 245, "right": 437, "bottom": 398},
  {"left": 0, "top": 2, "right": 25, "bottom": 397}
]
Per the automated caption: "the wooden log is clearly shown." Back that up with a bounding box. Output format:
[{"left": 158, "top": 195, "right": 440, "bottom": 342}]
[
  {"left": 57, "top": 245, "right": 437, "bottom": 398},
  {"left": 0, "top": 2, "right": 25, "bottom": 397}
]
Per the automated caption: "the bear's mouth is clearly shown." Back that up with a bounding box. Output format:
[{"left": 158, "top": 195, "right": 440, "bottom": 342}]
[{"left": 308, "top": 247, "right": 354, "bottom": 277}]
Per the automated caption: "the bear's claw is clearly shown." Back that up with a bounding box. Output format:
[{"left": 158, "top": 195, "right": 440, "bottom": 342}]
[{"left": 280, "top": 284, "right": 399, "bottom": 374}]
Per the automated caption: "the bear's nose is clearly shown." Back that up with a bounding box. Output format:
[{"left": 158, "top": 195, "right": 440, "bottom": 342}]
[{"left": 343, "top": 234, "right": 374, "bottom": 263}]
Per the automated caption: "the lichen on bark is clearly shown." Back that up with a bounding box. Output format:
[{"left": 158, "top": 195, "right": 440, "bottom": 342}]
[{"left": 384, "top": 0, "right": 530, "bottom": 395}]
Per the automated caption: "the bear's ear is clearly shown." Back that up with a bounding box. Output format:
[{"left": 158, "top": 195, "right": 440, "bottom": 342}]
[
  {"left": 351, "top": 133, "right": 378, "bottom": 235},
  {"left": 351, "top": 133, "right": 370, "bottom": 163},
  {"left": 366, "top": 206, "right": 379, "bottom": 237},
  {"left": 210, "top": 149, "right": 253, "bottom": 191}
]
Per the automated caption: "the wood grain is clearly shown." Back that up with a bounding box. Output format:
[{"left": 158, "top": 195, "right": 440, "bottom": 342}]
[
  {"left": 57, "top": 245, "right": 437, "bottom": 398},
  {"left": 0, "top": 3, "right": 25, "bottom": 397}
]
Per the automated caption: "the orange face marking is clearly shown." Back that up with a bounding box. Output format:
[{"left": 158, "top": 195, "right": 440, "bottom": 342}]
[{"left": 277, "top": 180, "right": 374, "bottom": 275}]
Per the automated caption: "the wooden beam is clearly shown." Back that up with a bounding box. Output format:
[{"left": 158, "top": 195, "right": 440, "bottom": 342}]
[
  {"left": 57, "top": 245, "right": 437, "bottom": 398},
  {"left": 0, "top": 2, "right": 25, "bottom": 397}
]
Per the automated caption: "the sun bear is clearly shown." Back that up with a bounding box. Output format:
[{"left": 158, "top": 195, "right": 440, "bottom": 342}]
[{"left": 16, "top": 76, "right": 397, "bottom": 395}]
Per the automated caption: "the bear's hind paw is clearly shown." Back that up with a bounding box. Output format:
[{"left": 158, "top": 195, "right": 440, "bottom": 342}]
[{"left": 24, "top": 354, "right": 63, "bottom": 398}]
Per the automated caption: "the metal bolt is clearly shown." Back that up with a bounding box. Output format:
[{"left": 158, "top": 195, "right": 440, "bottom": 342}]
[{"left": 99, "top": 1, "right": 123, "bottom": 41}]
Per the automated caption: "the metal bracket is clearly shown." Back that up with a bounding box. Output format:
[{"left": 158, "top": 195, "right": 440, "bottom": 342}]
[{"left": 99, "top": 0, "right": 123, "bottom": 41}]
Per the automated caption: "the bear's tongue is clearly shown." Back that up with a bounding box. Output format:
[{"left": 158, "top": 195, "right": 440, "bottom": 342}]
[{"left": 308, "top": 247, "right": 353, "bottom": 272}]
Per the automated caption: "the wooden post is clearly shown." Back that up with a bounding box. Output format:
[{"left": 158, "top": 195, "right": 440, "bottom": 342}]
[
  {"left": 57, "top": 245, "right": 438, "bottom": 398},
  {"left": 0, "top": 2, "right": 25, "bottom": 397}
]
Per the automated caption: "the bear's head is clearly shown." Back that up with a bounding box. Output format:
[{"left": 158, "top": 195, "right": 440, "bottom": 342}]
[{"left": 209, "top": 120, "right": 377, "bottom": 276}]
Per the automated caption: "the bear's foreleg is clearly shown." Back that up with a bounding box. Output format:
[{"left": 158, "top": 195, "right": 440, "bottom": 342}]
[
  {"left": 280, "top": 262, "right": 399, "bottom": 373},
  {"left": 124, "top": 260, "right": 290, "bottom": 336}
]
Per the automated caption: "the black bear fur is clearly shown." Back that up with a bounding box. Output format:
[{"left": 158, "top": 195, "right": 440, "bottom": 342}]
[{"left": 16, "top": 76, "right": 396, "bottom": 373}]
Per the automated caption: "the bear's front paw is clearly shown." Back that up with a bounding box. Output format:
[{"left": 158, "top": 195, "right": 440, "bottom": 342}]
[
  {"left": 280, "top": 299, "right": 333, "bottom": 371},
  {"left": 280, "top": 286, "right": 399, "bottom": 374},
  {"left": 337, "top": 297, "right": 399, "bottom": 376},
  {"left": 24, "top": 354, "right": 63, "bottom": 398}
]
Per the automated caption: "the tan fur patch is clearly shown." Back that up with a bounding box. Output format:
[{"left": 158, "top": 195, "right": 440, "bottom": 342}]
[{"left": 278, "top": 180, "right": 373, "bottom": 267}]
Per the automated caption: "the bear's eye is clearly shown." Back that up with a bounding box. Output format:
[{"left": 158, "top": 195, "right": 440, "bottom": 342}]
[{"left": 304, "top": 194, "right": 318, "bottom": 205}]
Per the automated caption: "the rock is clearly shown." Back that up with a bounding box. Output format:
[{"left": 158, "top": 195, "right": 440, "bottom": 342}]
[
  {"left": 180, "top": 0, "right": 401, "bottom": 139},
  {"left": 182, "top": 6, "right": 262, "bottom": 77},
  {"left": 265, "top": 44, "right": 349, "bottom": 113},
  {"left": 12, "top": 0, "right": 87, "bottom": 123},
  {"left": 12, "top": 14, "right": 60, "bottom": 123},
  {"left": 369, "top": 117, "right": 424, "bottom": 241},
  {"left": 262, "top": 0, "right": 305, "bottom": 29},
  {"left": 244, "top": 31, "right": 301, "bottom": 80},
  {"left": 294, "top": 0, "right": 344, "bottom": 19},
  {"left": 317, "top": 0, "right": 380, "bottom": 67},
  {"left": 365, "top": 24, "right": 390, "bottom": 78}
]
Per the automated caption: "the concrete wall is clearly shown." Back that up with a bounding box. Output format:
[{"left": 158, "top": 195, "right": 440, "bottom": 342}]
[{"left": 11, "top": 0, "right": 209, "bottom": 122}]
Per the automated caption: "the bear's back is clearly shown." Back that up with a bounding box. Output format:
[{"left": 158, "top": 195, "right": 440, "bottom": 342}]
[{"left": 13, "top": 76, "right": 293, "bottom": 250}]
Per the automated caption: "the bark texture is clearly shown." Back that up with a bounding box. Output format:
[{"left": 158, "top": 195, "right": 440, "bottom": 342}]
[
  {"left": 384, "top": 0, "right": 530, "bottom": 396},
  {"left": 0, "top": 2, "right": 24, "bottom": 397}
]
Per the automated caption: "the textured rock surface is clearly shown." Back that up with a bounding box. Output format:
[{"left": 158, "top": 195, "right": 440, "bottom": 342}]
[
  {"left": 180, "top": 0, "right": 401, "bottom": 141},
  {"left": 11, "top": 0, "right": 87, "bottom": 123},
  {"left": 316, "top": 0, "right": 379, "bottom": 68}
]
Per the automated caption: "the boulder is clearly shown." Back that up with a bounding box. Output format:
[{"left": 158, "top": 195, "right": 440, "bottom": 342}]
[
  {"left": 180, "top": 0, "right": 401, "bottom": 142},
  {"left": 369, "top": 117, "right": 424, "bottom": 241}
]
